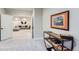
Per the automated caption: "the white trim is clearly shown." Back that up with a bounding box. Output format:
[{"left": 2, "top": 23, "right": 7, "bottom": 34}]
[{"left": 33, "top": 37, "right": 43, "bottom": 40}]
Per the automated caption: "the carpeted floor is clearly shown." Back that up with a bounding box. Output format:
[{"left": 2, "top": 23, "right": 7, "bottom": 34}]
[{"left": 0, "top": 30, "right": 46, "bottom": 51}]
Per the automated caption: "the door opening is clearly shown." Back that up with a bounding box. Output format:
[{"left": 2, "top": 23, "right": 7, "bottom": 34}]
[{"left": 13, "top": 16, "right": 32, "bottom": 39}]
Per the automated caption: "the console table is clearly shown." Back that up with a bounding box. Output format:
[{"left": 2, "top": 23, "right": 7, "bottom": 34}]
[{"left": 43, "top": 31, "right": 74, "bottom": 51}]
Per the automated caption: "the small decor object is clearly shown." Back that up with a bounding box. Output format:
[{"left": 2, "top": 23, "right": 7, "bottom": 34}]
[{"left": 51, "top": 11, "right": 69, "bottom": 31}]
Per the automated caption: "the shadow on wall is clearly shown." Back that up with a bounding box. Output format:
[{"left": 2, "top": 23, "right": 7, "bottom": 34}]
[{"left": 73, "top": 37, "right": 78, "bottom": 50}]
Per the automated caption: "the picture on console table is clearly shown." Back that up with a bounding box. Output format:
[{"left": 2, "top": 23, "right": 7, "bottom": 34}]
[{"left": 50, "top": 11, "right": 69, "bottom": 31}]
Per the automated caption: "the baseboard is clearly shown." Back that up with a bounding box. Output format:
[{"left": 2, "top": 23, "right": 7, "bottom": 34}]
[
  {"left": 0, "top": 37, "right": 12, "bottom": 41},
  {"left": 33, "top": 37, "right": 43, "bottom": 40}
]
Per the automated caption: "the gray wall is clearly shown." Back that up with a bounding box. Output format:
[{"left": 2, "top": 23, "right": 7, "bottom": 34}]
[
  {"left": 0, "top": 8, "right": 5, "bottom": 14},
  {"left": 43, "top": 8, "right": 79, "bottom": 50},
  {"left": 33, "top": 8, "right": 43, "bottom": 40}
]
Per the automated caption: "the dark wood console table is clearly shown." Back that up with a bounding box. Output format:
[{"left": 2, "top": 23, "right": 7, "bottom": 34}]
[{"left": 43, "top": 31, "right": 74, "bottom": 51}]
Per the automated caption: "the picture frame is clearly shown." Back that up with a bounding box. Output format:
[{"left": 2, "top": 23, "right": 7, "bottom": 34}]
[{"left": 50, "top": 11, "right": 69, "bottom": 31}]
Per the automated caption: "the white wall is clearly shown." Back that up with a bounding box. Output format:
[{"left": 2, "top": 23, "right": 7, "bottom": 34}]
[
  {"left": 33, "top": 8, "right": 43, "bottom": 40},
  {"left": 43, "top": 8, "right": 79, "bottom": 51}
]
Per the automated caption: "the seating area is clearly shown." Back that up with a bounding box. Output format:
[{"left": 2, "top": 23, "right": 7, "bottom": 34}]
[
  {"left": 13, "top": 17, "right": 31, "bottom": 31},
  {"left": 13, "top": 25, "right": 31, "bottom": 31}
]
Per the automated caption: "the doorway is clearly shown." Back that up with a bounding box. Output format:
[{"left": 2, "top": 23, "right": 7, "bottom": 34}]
[
  {"left": 13, "top": 16, "right": 32, "bottom": 39},
  {"left": 1, "top": 8, "right": 33, "bottom": 41}
]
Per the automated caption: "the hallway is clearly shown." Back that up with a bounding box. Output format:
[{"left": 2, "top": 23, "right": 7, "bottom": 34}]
[
  {"left": 0, "top": 30, "right": 46, "bottom": 51},
  {"left": 13, "top": 30, "right": 32, "bottom": 39}
]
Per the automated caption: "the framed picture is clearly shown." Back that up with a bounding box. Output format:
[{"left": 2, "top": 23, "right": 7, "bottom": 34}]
[{"left": 50, "top": 11, "right": 69, "bottom": 31}]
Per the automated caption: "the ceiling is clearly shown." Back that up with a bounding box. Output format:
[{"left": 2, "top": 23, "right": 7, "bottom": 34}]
[
  {"left": 4, "top": 8, "right": 33, "bottom": 16},
  {"left": 4, "top": 8, "right": 33, "bottom": 12}
]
